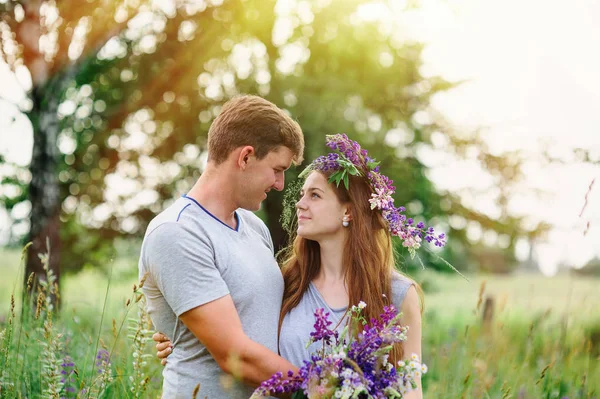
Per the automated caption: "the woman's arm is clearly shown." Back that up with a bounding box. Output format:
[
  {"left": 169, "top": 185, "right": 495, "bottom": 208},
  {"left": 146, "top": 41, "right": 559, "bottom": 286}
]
[{"left": 400, "top": 285, "right": 423, "bottom": 399}]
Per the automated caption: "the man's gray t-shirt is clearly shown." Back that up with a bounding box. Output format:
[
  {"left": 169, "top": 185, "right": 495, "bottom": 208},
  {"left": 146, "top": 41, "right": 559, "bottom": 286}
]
[
  {"left": 279, "top": 273, "right": 413, "bottom": 367},
  {"left": 139, "top": 195, "right": 284, "bottom": 399}
]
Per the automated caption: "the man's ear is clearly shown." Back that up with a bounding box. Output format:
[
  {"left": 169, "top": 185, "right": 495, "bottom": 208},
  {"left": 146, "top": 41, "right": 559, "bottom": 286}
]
[{"left": 237, "top": 146, "right": 255, "bottom": 170}]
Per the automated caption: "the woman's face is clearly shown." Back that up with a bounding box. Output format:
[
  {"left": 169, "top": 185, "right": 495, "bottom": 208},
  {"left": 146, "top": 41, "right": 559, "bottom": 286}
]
[{"left": 295, "top": 172, "right": 349, "bottom": 241}]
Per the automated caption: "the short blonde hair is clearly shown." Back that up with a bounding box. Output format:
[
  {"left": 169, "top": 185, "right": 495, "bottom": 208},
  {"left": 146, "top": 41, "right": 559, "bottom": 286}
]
[{"left": 207, "top": 95, "right": 304, "bottom": 165}]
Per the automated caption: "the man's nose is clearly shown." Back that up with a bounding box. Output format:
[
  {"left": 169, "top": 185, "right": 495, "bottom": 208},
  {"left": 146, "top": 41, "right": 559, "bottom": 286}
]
[{"left": 273, "top": 174, "right": 285, "bottom": 191}]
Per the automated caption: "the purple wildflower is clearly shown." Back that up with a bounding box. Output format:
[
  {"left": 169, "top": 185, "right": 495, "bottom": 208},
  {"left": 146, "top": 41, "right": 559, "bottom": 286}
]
[
  {"left": 309, "top": 308, "right": 338, "bottom": 345},
  {"left": 60, "top": 355, "right": 77, "bottom": 398},
  {"left": 96, "top": 349, "right": 110, "bottom": 372}
]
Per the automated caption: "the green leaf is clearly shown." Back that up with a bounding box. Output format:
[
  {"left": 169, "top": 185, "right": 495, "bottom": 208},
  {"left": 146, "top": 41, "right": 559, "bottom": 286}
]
[
  {"left": 298, "top": 165, "right": 313, "bottom": 179},
  {"left": 338, "top": 159, "right": 352, "bottom": 168},
  {"left": 408, "top": 247, "right": 416, "bottom": 259},
  {"left": 329, "top": 170, "right": 347, "bottom": 187},
  {"left": 348, "top": 165, "right": 361, "bottom": 176},
  {"left": 367, "top": 159, "right": 380, "bottom": 170},
  {"left": 343, "top": 173, "right": 349, "bottom": 189},
  {"left": 372, "top": 344, "right": 394, "bottom": 357},
  {"left": 292, "top": 390, "right": 308, "bottom": 399},
  {"left": 338, "top": 172, "right": 346, "bottom": 187}
]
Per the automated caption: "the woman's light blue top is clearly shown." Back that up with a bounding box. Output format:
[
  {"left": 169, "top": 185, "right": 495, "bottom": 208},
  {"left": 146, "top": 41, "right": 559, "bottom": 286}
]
[{"left": 279, "top": 272, "right": 414, "bottom": 367}]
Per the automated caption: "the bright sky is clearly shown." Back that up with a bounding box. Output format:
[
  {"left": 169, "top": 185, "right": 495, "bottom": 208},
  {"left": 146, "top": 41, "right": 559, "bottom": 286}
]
[
  {"left": 1, "top": 0, "right": 599, "bottom": 274},
  {"left": 393, "top": 0, "right": 600, "bottom": 273}
]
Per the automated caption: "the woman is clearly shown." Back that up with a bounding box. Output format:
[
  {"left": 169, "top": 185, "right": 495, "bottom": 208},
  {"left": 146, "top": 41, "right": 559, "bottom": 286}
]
[{"left": 155, "top": 134, "right": 446, "bottom": 398}]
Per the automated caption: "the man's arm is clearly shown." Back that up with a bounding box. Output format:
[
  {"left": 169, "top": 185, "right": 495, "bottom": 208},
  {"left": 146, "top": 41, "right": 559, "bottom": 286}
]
[{"left": 180, "top": 294, "right": 298, "bottom": 386}]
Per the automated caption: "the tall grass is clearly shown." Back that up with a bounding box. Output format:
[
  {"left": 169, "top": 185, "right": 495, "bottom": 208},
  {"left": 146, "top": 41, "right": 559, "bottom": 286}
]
[
  {"left": 0, "top": 247, "right": 598, "bottom": 398},
  {"left": 422, "top": 280, "right": 599, "bottom": 398},
  {"left": 0, "top": 245, "right": 159, "bottom": 398}
]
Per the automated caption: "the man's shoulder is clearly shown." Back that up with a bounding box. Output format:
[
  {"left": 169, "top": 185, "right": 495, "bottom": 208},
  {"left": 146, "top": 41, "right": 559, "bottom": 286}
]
[
  {"left": 141, "top": 197, "right": 216, "bottom": 250},
  {"left": 144, "top": 199, "right": 188, "bottom": 236}
]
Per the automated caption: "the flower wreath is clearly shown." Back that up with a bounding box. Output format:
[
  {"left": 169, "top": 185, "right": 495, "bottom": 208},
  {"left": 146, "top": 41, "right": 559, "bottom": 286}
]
[{"left": 280, "top": 134, "right": 446, "bottom": 258}]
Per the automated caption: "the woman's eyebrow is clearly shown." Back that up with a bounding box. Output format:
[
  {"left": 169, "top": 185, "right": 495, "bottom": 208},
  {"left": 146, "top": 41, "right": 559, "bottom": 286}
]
[{"left": 300, "top": 187, "right": 325, "bottom": 194}]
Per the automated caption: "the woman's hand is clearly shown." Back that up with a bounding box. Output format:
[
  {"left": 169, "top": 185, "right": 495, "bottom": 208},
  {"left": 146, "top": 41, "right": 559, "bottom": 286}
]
[{"left": 152, "top": 332, "right": 173, "bottom": 366}]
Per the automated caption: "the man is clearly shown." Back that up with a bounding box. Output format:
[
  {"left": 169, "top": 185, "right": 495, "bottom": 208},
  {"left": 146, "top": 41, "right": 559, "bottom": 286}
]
[{"left": 139, "top": 95, "right": 303, "bottom": 398}]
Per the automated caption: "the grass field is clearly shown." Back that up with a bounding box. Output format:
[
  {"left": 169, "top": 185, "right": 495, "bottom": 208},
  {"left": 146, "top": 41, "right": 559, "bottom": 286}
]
[{"left": 1, "top": 247, "right": 598, "bottom": 398}]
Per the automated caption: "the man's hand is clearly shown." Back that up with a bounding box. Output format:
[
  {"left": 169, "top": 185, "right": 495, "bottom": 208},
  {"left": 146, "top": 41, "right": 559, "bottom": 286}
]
[{"left": 152, "top": 332, "right": 173, "bottom": 366}]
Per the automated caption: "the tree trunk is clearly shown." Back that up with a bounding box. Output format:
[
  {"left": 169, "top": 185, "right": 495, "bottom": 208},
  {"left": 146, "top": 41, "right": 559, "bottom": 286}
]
[{"left": 24, "top": 84, "right": 62, "bottom": 310}]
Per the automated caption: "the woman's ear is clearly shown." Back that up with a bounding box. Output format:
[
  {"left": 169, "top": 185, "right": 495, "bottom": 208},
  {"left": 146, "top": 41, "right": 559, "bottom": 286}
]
[{"left": 343, "top": 207, "right": 353, "bottom": 221}]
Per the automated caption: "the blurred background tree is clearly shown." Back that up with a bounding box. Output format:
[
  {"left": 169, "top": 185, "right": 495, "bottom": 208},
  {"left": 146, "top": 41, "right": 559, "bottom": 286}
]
[{"left": 1, "top": 0, "right": 576, "bottom": 304}]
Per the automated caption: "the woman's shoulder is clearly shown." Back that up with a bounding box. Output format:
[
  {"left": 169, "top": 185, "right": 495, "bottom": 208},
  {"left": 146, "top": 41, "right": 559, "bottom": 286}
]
[
  {"left": 391, "top": 271, "right": 415, "bottom": 290},
  {"left": 390, "top": 271, "right": 416, "bottom": 308}
]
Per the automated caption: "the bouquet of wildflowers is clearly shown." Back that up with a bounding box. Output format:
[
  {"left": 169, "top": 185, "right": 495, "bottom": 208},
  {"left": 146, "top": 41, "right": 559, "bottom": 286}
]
[{"left": 251, "top": 303, "right": 427, "bottom": 399}]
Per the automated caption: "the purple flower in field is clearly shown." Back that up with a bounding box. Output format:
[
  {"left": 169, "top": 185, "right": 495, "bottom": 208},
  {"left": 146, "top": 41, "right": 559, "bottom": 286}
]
[
  {"left": 96, "top": 349, "right": 110, "bottom": 373},
  {"left": 60, "top": 354, "right": 77, "bottom": 398}
]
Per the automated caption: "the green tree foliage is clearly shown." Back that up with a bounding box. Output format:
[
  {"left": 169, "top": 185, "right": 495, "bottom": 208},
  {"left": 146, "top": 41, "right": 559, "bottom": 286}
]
[{"left": 0, "top": 0, "right": 561, "bottom": 301}]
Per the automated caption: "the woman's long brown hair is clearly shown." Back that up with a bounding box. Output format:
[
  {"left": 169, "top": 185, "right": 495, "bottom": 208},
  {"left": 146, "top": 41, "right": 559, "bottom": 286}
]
[{"left": 279, "top": 170, "right": 423, "bottom": 362}]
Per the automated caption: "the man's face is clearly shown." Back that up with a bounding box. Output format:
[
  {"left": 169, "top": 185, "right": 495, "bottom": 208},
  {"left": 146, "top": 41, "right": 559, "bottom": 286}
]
[{"left": 239, "top": 146, "right": 294, "bottom": 211}]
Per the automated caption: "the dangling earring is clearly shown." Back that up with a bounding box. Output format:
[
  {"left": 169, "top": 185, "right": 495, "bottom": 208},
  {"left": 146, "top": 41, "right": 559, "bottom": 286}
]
[{"left": 342, "top": 215, "right": 350, "bottom": 227}]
